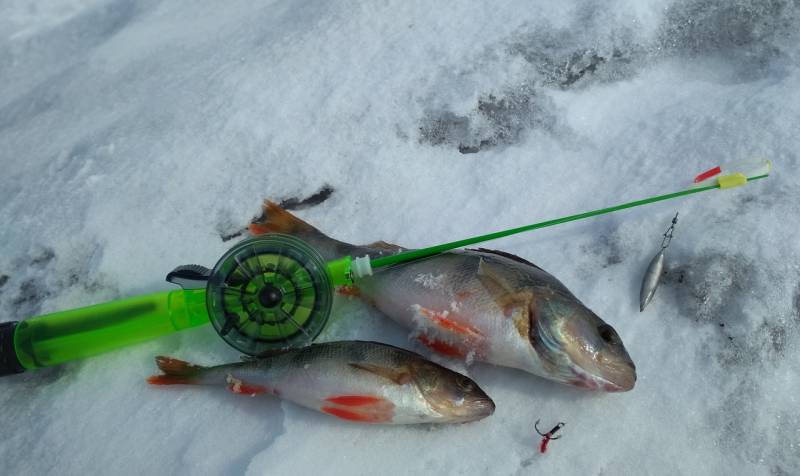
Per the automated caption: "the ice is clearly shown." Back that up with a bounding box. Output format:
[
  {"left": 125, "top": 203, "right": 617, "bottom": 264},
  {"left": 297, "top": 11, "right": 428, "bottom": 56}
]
[{"left": 1, "top": 0, "right": 799, "bottom": 474}]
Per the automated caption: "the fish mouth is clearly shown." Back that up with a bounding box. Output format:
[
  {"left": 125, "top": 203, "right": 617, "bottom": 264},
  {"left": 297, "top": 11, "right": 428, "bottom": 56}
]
[
  {"left": 605, "top": 357, "right": 637, "bottom": 392},
  {"left": 600, "top": 371, "right": 636, "bottom": 392},
  {"left": 452, "top": 397, "right": 495, "bottom": 422},
  {"left": 572, "top": 361, "right": 636, "bottom": 392},
  {"left": 470, "top": 397, "right": 496, "bottom": 418}
]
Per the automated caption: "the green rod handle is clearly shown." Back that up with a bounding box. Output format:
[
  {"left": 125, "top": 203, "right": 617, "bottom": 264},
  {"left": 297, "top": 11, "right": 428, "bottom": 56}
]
[
  {"left": 12, "top": 289, "right": 210, "bottom": 370},
  {"left": 371, "top": 175, "right": 769, "bottom": 269}
]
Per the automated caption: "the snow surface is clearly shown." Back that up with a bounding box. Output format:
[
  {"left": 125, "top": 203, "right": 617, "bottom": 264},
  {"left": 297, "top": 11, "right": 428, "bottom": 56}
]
[{"left": 1, "top": 1, "right": 799, "bottom": 474}]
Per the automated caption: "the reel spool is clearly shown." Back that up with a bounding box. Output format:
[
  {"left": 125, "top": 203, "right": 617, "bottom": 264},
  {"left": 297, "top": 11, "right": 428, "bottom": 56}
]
[{"left": 205, "top": 234, "right": 333, "bottom": 355}]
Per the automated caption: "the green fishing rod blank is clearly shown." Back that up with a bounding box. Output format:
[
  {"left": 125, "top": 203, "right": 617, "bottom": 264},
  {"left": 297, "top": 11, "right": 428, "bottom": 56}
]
[
  {"left": 2, "top": 289, "right": 209, "bottom": 373},
  {"left": 369, "top": 173, "right": 769, "bottom": 269}
]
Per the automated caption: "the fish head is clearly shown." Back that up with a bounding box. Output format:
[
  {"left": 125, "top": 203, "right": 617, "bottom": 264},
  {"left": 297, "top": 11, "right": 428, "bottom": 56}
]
[
  {"left": 531, "top": 293, "right": 636, "bottom": 392},
  {"left": 410, "top": 362, "right": 495, "bottom": 422}
]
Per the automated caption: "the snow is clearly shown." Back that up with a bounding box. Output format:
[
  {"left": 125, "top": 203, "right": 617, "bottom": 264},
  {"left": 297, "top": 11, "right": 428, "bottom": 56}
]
[{"left": 1, "top": 0, "right": 799, "bottom": 474}]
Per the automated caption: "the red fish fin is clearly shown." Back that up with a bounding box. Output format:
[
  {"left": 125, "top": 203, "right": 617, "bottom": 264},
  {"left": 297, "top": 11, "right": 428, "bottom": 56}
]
[
  {"left": 416, "top": 307, "right": 483, "bottom": 339},
  {"left": 146, "top": 375, "right": 198, "bottom": 385},
  {"left": 154, "top": 356, "right": 205, "bottom": 375},
  {"left": 226, "top": 379, "right": 268, "bottom": 396},
  {"left": 324, "top": 395, "right": 384, "bottom": 406},
  {"left": 417, "top": 335, "right": 466, "bottom": 358},
  {"left": 147, "top": 356, "right": 205, "bottom": 385},
  {"left": 348, "top": 363, "right": 412, "bottom": 385},
  {"left": 320, "top": 396, "right": 395, "bottom": 424},
  {"left": 321, "top": 406, "right": 392, "bottom": 423},
  {"left": 336, "top": 285, "right": 361, "bottom": 297},
  {"left": 250, "top": 200, "right": 316, "bottom": 236}
]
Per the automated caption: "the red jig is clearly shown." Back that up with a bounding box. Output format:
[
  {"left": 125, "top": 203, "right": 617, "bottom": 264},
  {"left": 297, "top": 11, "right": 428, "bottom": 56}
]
[{"left": 535, "top": 420, "right": 565, "bottom": 454}]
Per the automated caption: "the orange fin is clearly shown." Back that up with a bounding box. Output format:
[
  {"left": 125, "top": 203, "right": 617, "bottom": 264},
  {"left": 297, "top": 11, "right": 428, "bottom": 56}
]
[
  {"left": 416, "top": 307, "right": 483, "bottom": 339},
  {"left": 227, "top": 382, "right": 268, "bottom": 395},
  {"left": 336, "top": 285, "right": 361, "bottom": 297},
  {"left": 349, "top": 363, "right": 412, "bottom": 385},
  {"left": 250, "top": 200, "right": 315, "bottom": 236},
  {"left": 147, "top": 375, "right": 198, "bottom": 385},
  {"left": 417, "top": 335, "right": 466, "bottom": 358},
  {"left": 154, "top": 356, "right": 205, "bottom": 375},
  {"left": 147, "top": 356, "right": 205, "bottom": 385},
  {"left": 226, "top": 375, "right": 268, "bottom": 395},
  {"left": 320, "top": 395, "right": 395, "bottom": 423},
  {"left": 321, "top": 406, "right": 392, "bottom": 423},
  {"left": 325, "top": 395, "right": 384, "bottom": 406}
]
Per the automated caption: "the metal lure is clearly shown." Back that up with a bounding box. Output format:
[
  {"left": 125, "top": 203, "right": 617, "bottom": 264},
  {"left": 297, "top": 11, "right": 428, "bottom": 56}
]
[{"left": 640, "top": 213, "right": 679, "bottom": 311}]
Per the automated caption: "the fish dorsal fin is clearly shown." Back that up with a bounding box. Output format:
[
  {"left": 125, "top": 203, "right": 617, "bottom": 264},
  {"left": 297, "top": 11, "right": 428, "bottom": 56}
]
[
  {"left": 476, "top": 250, "right": 575, "bottom": 300},
  {"left": 249, "top": 200, "right": 317, "bottom": 236},
  {"left": 364, "top": 240, "right": 404, "bottom": 252},
  {"left": 469, "top": 248, "right": 545, "bottom": 271},
  {"left": 253, "top": 347, "right": 295, "bottom": 359},
  {"left": 349, "top": 363, "right": 413, "bottom": 385}
]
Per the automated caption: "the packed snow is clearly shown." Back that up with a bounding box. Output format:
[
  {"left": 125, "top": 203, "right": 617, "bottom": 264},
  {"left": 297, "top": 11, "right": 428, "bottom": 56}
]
[{"left": 1, "top": 1, "right": 799, "bottom": 474}]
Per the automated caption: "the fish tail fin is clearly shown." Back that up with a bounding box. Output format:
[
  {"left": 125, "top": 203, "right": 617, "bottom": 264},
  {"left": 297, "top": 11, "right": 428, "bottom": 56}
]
[
  {"left": 249, "top": 200, "right": 405, "bottom": 264},
  {"left": 250, "top": 200, "right": 318, "bottom": 236},
  {"left": 248, "top": 200, "right": 360, "bottom": 260},
  {"left": 146, "top": 356, "right": 207, "bottom": 385}
]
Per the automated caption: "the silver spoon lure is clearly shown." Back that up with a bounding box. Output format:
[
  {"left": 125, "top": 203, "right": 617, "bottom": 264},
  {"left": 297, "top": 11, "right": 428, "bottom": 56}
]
[{"left": 640, "top": 213, "right": 679, "bottom": 311}]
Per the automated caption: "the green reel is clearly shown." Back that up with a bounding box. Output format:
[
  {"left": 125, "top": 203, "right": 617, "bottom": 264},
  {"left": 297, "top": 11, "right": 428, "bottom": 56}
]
[{"left": 205, "top": 234, "right": 334, "bottom": 355}]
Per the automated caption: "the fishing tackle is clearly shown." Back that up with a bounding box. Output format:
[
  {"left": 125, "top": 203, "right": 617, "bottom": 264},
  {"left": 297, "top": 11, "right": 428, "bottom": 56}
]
[
  {"left": 0, "top": 160, "right": 771, "bottom": 376},
  {"left": 535, "top": 419, "right": 565, "bottom": 454},
  {"left": 639, "top": 212, "right": 679, "bottom": 311}
]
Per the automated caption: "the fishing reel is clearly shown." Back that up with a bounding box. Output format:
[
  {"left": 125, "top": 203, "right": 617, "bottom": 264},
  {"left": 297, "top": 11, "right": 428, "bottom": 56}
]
[{"left": 173, "top": 234, "right": 336, "bottom": 355}]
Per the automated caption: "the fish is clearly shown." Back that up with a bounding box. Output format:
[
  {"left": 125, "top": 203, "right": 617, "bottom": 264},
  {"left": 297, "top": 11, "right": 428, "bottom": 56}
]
[
  {"left": 147, "top": 340, "right": 495, "bottom": 424},
  {"left": 249, "top": 201, "right": 637, "bottom": 392}
]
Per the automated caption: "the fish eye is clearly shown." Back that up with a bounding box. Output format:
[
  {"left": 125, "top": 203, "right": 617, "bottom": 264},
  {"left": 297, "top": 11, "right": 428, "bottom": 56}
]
[{"left": 597, "top": 324, "right": 618, "bottom": 345}]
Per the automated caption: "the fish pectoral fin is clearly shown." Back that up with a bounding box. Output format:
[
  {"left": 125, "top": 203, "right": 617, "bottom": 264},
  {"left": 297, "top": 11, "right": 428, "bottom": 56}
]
[
  {"left": 348, "top": 363, "right": 413, "bottom": 385},
  {"left": 477, "top": 257, "right": 517, "bottom": 296},
  {"left": 477, "top": 258, "right": 534, "bottom": 328}
]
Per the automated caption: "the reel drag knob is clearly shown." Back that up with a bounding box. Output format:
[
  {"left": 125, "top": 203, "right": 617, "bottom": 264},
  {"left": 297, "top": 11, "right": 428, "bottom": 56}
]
[{"left": 205, "top": 234, "right": 333, "bottom": 355}]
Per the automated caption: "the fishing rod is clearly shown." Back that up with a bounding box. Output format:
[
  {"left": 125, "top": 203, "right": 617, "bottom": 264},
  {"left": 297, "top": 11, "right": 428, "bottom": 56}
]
[{"left": 0, "top": 160, "right": 771, "bottom": 376}]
